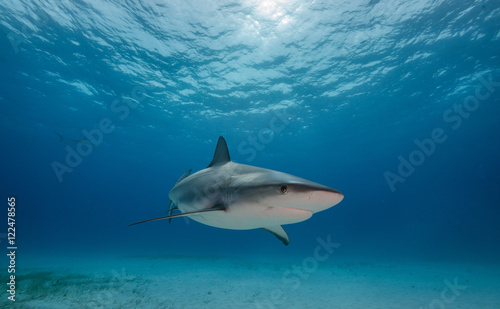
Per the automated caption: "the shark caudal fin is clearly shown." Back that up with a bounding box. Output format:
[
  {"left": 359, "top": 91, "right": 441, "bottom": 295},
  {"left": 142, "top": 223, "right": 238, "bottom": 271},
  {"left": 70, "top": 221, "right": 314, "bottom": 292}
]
[
  {"left": 175, "top": 169, "right": 192, "bottom": 185},
  {"left": 168, "top": 169, "right": 192, "bottom": 223},
  {"left": 207, "top": 136, "right": 231, "bottom": 167},
  {"left": 167, "top": 200, "right": 177, "bottom": 223}
]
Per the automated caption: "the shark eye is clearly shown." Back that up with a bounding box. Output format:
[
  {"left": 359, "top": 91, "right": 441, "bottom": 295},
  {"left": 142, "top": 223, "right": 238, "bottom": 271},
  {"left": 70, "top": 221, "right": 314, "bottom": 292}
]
[{"left": 280, "top": 185, "right": 288, "bottom": 194}]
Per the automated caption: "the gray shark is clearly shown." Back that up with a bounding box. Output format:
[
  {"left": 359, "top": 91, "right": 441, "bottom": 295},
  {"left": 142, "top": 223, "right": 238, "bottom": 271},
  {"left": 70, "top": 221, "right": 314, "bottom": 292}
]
[
  {"left": 55, "top": 131, "right": 95, "bottom": 146},
  {"left": 130, "top": 136, "right": 343, "bottom": 245}
]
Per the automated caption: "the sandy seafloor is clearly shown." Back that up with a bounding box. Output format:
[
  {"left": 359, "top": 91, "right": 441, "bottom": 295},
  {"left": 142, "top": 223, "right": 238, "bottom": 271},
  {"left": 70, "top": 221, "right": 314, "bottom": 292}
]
[{"left": 2, "top": 254, "right": 499, "bottom": 309}]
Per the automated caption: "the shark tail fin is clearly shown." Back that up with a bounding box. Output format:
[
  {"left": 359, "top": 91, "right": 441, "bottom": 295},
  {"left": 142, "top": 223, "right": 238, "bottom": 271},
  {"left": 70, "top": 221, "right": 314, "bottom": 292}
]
[
  {"left": 175, "top": 169, "right": 192, "bottom": 185},
  {"left": 167, "top": 200, "right": 178, "bottom": 223},
  {"left": 168, "top": 169, "right": 192, "bottom": 223}
]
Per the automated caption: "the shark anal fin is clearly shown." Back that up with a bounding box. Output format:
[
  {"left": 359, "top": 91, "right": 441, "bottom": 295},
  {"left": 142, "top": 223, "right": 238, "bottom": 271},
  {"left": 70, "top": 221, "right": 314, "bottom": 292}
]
[
  {"left": 262, "top": 226, "right": 289, "bottom": 246},
  {"left": 130, "top": 206, "right": 225, "bottom": 226}
]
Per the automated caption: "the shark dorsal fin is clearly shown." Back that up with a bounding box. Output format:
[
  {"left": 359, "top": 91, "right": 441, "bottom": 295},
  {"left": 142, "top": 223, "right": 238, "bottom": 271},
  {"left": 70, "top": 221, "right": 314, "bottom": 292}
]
[{"left": 208, "top": 136, "right": 231, "bottom": 167}]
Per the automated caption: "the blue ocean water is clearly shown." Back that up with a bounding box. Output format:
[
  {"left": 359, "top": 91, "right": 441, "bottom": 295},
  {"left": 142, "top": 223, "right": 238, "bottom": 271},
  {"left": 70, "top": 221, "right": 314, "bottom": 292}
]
[{"left": 1, "top": 0, "right": 500, "bottom": 307}]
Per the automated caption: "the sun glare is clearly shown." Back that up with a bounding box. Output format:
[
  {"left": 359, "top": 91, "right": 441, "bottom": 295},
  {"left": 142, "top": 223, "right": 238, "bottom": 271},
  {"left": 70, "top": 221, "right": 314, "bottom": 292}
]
[
  {"left": 250, "top": 0, "right": 295, "bottom": 31},
  {"left": 255, "top": 0, "right": 288, "bottom": 21}
]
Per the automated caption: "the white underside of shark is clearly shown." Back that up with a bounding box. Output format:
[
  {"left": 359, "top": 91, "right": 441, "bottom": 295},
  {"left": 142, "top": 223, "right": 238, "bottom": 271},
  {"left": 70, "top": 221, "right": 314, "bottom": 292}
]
[{"left": 130, "top": 136, "right": 343, "bottom": 245}]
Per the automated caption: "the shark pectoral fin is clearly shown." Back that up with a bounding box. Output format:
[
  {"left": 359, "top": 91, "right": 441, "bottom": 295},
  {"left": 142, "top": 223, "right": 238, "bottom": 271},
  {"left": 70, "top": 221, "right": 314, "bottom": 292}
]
[
  {"left": 129, "top": 207, "right": 225, "bottom": 226},
  {"left": 262, "top": 226, "right": 290, "bottom": 246}
]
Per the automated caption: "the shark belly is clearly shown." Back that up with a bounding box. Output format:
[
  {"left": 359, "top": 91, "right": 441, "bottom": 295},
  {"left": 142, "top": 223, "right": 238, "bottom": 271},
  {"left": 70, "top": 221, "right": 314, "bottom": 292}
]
[{"left": 178, "top": 202, "right": 313, "bottom": 230}]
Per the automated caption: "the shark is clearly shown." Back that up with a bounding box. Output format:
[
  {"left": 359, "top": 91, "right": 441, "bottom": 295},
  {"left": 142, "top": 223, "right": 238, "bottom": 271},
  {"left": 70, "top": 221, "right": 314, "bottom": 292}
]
[
  {"left": 130, "top": 136, "right": 343, "bottom": 245},
  {"left": 55, "top": 131, "right": 95, "bottom": 146}
]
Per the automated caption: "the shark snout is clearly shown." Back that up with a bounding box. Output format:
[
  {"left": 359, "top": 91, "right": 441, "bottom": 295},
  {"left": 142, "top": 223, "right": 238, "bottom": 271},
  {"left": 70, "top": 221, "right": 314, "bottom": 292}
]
[
  {"left": 277, "top": 176, "right": 344, "bottom": 213},
  {"left": 307, "top": 188, "right": 344, "bottom": 212},
  {"left": 287, "top": 185, "right": 343, "bottom": 213}
]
